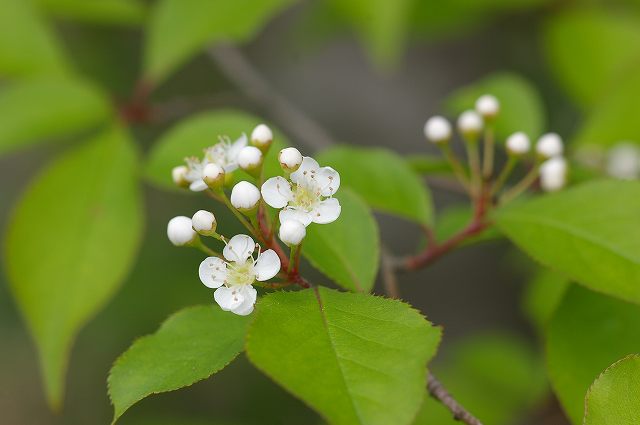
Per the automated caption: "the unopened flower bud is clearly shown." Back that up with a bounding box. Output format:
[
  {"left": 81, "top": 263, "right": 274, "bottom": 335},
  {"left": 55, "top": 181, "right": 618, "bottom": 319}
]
[
  {"left": 238, "top": 146, "right": 263, "bottom": 174},
  {"left": 279, "top": 219, "right": 306, "bottom": 246},
  {"left": 172, "top": 165, "right": 189, "bottom": 188},
  {"left": 203, "top": 163, "right": 225, "bottom": 189},
  {"left": 424, "top": 116, "right": 452, "bottom": 144},
  {"left": 230, "top": 181, "right": 261, "bottom": 211},
  {"left": 536, "top": 133, "right": 564, "bottom": 159},
  {"left": 279, "top": 147, "right": 303, "bottom": 172},
  {"left": 167, "top": 216, "right": 197, "bottom": 246},
  {"left": 539, "top": 157, "right": 568, "bottom": 192},
  {"left": 251, "top": 124, "right": 273, "bottom": 152},
  {"left": 192, "top": 210, "right": 217, "bottom": 235},
  {"left": 457, "top": 110, "right": 483, "bottom": 140},
  {"left": 606, "top": 142, "right": 640, "bottom": 180},
  {"left": 475, "top": 94, "right": 500, "bottom": 120},
  {"left": 506, "top": 132, "right": 531, "bottom": 156}
]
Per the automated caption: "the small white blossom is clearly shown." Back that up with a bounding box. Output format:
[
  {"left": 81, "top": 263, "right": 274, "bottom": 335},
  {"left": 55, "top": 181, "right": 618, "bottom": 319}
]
[
  {"left": 279, "top": 219, "right": 306, "bottom": 246},
  {"left": 506, "top": 132, "right": 531, "bottom": 156},
  {"left": 251, "top": 124, "right": 273, "bottom": 149},
  {"left": 172, "top": 165, "right": 189, "bottom": 187},
  {"left": 424, "top": 116, "right": 452, "bottom": 144},
  {"left": 607, "top": 142, "right": 640, "bottom": 180},
  {"left": 167, "top": 216, "right": 197, "bottom": 246},
  {"left": 279, "top": 147, "right": 303, "bottom": 172},
  {"left": 457, "top": 110, "right": 483, "bottom": 138},
  {"left": 536, "top": 133, "right": 563, "bottom": 159},
  {"left": 475, "top": 94, "right": 500, "bottom": 119},
  {"left": 237, "top": 146, "right": 263, "bottom": 171},
  {"left": 540, "top": 157, "right": 568, "bottom": 192},
  {"left": 230, "top": 181, "right": 261, "bottom": 211},
  {"left": 183, "top": 134, "right": 247, "bottom": 191},
  {"left": 203, "top": 163, "right": 225, "bottom": 188},
  {"left": 262, "top": 157, "right": 340, "bottom": 226},
  {"left": 192, "top": 210, "right": 216, "bottom": 234},
  {"left": 199, "top": 234, "right": 280, "bottom": 315}
]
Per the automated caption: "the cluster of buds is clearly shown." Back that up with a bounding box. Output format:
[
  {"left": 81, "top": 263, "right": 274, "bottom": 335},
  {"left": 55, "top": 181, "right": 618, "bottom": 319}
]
[{"left": 166, "top": 124, "right": 341, "bottom": 315}]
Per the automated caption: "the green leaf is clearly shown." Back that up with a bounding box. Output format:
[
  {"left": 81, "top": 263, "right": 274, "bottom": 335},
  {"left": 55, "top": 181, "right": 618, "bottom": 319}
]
[
  {"left": 0, "top": 77, "right": 111, "bottom": 156},
  {"left": 521, "top": 269, "right": 569, "bottom": 333},
  {"left": 495, "top": 180, "right": 640, "bottom": 304},
  {"left": 543, "top": 9, "right": 640, "bottom": 108},
  {"left": 546, "top": 286, "right": 640, "bottom": 424},
  {"left": 246, "top": 287, "right": 441, "bottom": 425},
  {"left": 4, "top": 124, "right": 144, "bottom": 409},
  {"left": 584, "top": 354, "right": 640, "bottom": 425},
  {"left": 36, "top": 0, "right": 148, "bottom": 26},
  {"left": 144, "top": 0, "right": 293, "bottom": 84},
  {"left": 405, "top": 154, "right": 452, "bottom": 176},
  {"left": 446, "top": 72, "right": 546, "bottom": 140},
  {"left": 145, "top": 110, "right": 286, "bottom": 190},
  {"left": 303, "top": 189, "right": 379, "bottom": 293},
  {"left": 108, "top": 305, "right": 250, "bottom": 423},
  {"left": 317, "top": 146, "right": 433, "bottom": 225},
  {"left": 0, "top": 0, "right": 69, "bottom": 77},
  {"left": 434, "top": 206, "right": 500, "bottom": 244}
]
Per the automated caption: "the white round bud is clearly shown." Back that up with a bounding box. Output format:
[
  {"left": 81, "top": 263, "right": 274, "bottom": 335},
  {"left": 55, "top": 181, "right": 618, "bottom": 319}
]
[
  {"left": 475, "top": 94, "right": 500, "bottom": 119},
  {"left": 172, "top": 165, "right": 189, "bottom": 188},
  {"left": 424, "top": 116, "right": 452, "bottom": 144},
  {"left": 230, "top": 181, "right": 261, "bottom": 211},
  {"left": 167, "top": 216, "right": 197, "bottom": 246},
  {"left": 238, "top": 146, "right": 263, "bottom": 171},
  {"left": 251, "top": 124, "right": 273, "bottom": 150},
  {"left": 192, "top": 210, "right": 217, "bottom": 234},
  {"left": 457, "top": 110, "right": 483, "bottom": 138},
  {"left": 506, "top": 132, "right": 531, "bottom": 156},
  {"left": 607, "top": 142, "right": 640, "bottom": 180},
  {"left": 279, "top": 147, "right": 303, "bottom": 172},
  {"left": 279, "top": 219, "right": 306, "bottom": 246},
  {"left": 536, "top": 133, "right": 564, "bottom": 158},
  {"left": 539, "top": 157, "right": 568, "bottom": 192},
  {"left": 203, "top": 163, "right": 225, "bottom": 188}
]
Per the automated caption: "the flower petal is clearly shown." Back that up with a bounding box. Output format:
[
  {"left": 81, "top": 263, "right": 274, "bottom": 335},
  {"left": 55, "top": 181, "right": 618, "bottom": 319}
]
[
  {"left": 227, "top": 133, "right": 248, "bottom": 160},
  {"left": 279, "top": 207, "right": 313, "bottom": 227},
  {"left": 261, "top": 176, "right": 292, "bottom": 208},
  {"left": 254, "top": 249, "right": 281, "bottom": 281},
  {"left": 223, "top": 234, "right": 255, "bottom": 263},
  {"left": 198, "top": 257, "right": 227, "bottom": 288},
  {"left": 214, "top": 286, "right": 245, "bottom": 311},
  {"left": 311, "top": 198, "right": 341, "bottom": 224},
  {"left": 231, "top": 285, "right": 257, "bottom": 316},
  {"left": 189, "top": 179, "right": 208, "bottom": 192},
  {"left": 290, "top": 156, "right": 319, "bottom": 184},
  {"left": 317, "top": 166, "right": 340, "bottom": 196}
]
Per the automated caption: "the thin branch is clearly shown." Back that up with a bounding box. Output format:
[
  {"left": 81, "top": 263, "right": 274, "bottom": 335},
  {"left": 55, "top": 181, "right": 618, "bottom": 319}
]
[
  {"left": 207, "top": 43, "right": 334, "bottom": 151},
  {"left": 427, "top": 373, "right": 484, "bottom": 425},
  {"left": 381, "top": 246, "right": 400, "bottom": 299}
]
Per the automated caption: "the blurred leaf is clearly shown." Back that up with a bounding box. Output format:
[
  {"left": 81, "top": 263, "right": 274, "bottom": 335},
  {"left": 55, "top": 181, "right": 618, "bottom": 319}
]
[
  {"left": 318, "top": 146, "right": 434, "bottom": 225},
  {"left": 435, "top": 206, "right": 500, "bottom": 244},
  {"left": 495, "top": 180, "right": 640, "bottom": 304},
  {"left": 303, "top": 189, "right": 379, "bottom": 293},
  {"left": 543, "top": 9, "right": 640, "bottom": 108},
  {"left": 546, "top": 286, "right": 640, "bottom": 424},
  {"left": 446, "top": 72, "right": 546, "bottom": 140},
  {"left": 583, "top": 354, "right": 640, "bottom": 425},
  {"left": 406, "top": 154, "right": 452, "bottom": 175},
  {"left": 4, "top": 124, "right": 144, "bottom": 409},
  {"left": 0, "top": 77, "right": 111, "bottom": 156},
  {"left": 36, "top": 0, "right": 148, "bottom": 26},
  {"left": 0, "top": 0, "right": 69, "bottom": 77},
  {"left": 246, "top": 287, "right": 441, "bottom": 425},
  {"left": 521, "top": 269, "right": 569, "bottom": 332},
  {"left": 414, "top": 333, "right": 547, "bottom": 425},
  {"left": 108, "top": 306, "right": 250, "bottom": 423},
  {"left": 144, "top": 0, "right": 293, "bottom": 84}
]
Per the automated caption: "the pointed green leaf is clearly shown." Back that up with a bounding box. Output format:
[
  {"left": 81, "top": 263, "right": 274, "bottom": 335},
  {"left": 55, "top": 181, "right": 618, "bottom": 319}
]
[
  {"left": 246, "top": 288, "right": 441, "bottom": 425},
  {"left": 303, "top": 189, "right": 379, "bottom": 292},
  {"left": 495, "top": 180, "right": 640, "bottom": 304},
  {"left": 584, "top": 354, "right": 640, "bottom": 425},
  {"left": 317, "top": 146, "right": 433, "bottom": 225},
  {"left": 108, "top": 305, "right": 250, "bottom": 423},
  {"left": 4, "top": 125, "right": 144, "bottom": 409}
]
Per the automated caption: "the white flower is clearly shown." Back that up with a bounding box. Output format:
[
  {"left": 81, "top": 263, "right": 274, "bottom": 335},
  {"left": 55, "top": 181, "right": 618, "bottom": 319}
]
[
  {"left": 536, "top": 133, "right": 563, "bottom": 159},
  {"left": 424, "top": 116, "right": 452, "bottom": 144},
  {"left": 475, "top": 94, "right": 500, "bottom": 119},
  {"left": 279, "top": 147, "right": 303, "bottom": 172},
  {"left": 506, "top": 132, "right": 531, "bottom": 155},
  {"left": 199, "top": 234, "right": 280, "bottom": 315},
  {"left": 192, "top": 210, "right": 216, "bottom": 234},
  {"left": 251, "top": 124, "right": 273, "bottom": 149},
  {"left": 183, "top": 134, "right": 247, "bottom": 192},
  {"left": 230, "top": 181, "right": 261, "bottom": 211},
  {"left": 237, "top": 146, "right": 263, "bottom": 171},
  {"left": 167, "top": 216, "right": 197, "bottom": 246},
  {"left": 540, "top": 157, "right": 568, "bottom": 192},
  {"left": 172, "top": 165, "right": 189, "bottom": 187},
  {"left": 457, "top": 110, "right": 483, "bottom": 138},
  {"left": 279, "top": 219, "right": 306, "bottom": 246},
  {"left": 607, "top": 142, "right": 640, "bottom": 180},
  {"left": 261, "top": 157, "right": 341, "bottom": 226}
]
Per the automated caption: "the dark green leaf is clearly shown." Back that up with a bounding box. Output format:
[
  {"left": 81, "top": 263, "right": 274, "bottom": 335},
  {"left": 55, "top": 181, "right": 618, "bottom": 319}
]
[
  {"left": 36, "top": 0, "right": 148, "bottom": 26},
  {"left": 521, "top": 269, "right": 569, "bottom": 333}
]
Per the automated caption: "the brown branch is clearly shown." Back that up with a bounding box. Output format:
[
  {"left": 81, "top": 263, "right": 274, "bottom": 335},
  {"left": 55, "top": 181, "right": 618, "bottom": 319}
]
[{"left": 427, "top": 373, "right": 484, "bottom": 425}]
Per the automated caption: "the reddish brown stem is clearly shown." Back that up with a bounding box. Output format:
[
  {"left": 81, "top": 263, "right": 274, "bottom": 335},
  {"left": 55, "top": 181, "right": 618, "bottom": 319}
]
[{"left": 118, "top": 79, "right": 154, "bottom": 124}]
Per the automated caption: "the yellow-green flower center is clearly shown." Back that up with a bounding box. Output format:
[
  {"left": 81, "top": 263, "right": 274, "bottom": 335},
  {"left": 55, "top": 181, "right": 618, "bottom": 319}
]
[{"left": 226, "top": 261, "right": 255, "bottom": 287}]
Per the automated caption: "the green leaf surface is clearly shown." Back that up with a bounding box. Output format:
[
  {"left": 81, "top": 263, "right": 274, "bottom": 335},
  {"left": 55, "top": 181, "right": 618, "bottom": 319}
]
[
  {"left": 108, "top": 305, "right": 250, "bottom": 423},
  {"left": 0, "top": 77, "right": 111, "bottom": 155},
  {"left": 546, "top": 286, "right": 640, "bottom": 424},
  {"left": 0, "top": 0, "right": 69, "bottom": 77},
  {"left": 144, "top": 0, "right": 293, "bottom": 84},
  {"left": 405, "top": 154, "right": 452, "bottom": 176},
  {"left": 36, "top": 0, "right": 148, "bottom": 26},
  {"left": 303, "top": 189, "right": 379, "bottom": 293},
  {"left": 521, "top": 269, "right": 569, "bottom": 333},
  {"left": 317, "top": 146, "right": 433, "bottom": 225},
  {"left": 246, "top": 288, "right": 441, "bottom": 425},
  {"left": 495, "top": 180, "right": 640, "bottom": 304},
  {"left": 446, "top": 72, "right": 545, "bottom": 140},
  {"left": 4, "top": 125, "right": 144, "bottom": 409},
  {"left": 543, "top": 10, "right": 640, "bottom": 108},
  {"left": 584, "top": 354, "right": 640, "bottom": 425}
]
